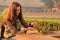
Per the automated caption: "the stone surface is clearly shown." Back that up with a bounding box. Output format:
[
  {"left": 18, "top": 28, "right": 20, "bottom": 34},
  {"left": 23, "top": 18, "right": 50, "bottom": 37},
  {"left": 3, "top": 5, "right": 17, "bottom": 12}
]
[{"left": 16, "top": 34, "right": 60, "bottom": 40}]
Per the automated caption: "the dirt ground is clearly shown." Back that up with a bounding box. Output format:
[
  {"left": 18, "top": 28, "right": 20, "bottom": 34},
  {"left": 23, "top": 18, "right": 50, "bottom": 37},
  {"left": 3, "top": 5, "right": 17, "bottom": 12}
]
[
  {"left": 23, "top": 12, "right": 60, "bottom": 18},
  {"left": 0, "top": 12, "right": 60, "bottom": 18}
]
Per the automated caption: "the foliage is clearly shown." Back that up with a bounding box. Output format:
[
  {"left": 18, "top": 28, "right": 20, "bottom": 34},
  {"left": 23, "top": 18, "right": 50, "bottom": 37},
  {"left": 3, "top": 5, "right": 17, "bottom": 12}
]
[
  {"left": 40, "top": 0, "right": 54, "bottom": 8},
  {"left": 24, "top": 17, "right": 60, "bottom": 32}
]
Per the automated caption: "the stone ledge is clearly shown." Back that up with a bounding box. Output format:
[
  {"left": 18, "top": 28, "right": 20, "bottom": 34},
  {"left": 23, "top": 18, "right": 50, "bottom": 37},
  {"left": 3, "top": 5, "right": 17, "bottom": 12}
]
[{"left": 16, "top": 34, "right": 60, "bottom": 40}]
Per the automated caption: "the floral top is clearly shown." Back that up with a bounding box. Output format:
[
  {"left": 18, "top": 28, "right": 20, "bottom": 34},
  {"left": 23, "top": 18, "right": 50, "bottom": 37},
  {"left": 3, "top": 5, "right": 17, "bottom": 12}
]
[{"left": 1, "top": 16, "right": 29, "bottom": 39}]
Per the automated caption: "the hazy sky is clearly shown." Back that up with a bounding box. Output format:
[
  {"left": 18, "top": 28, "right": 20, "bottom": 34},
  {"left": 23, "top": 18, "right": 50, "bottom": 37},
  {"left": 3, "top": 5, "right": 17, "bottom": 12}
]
[{"left": 0, "top": 0, "right": 45, "bottom": 7}]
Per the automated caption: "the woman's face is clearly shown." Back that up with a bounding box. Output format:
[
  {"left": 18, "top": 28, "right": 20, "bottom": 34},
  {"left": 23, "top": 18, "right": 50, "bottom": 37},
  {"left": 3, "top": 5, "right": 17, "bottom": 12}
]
[{"left": 16, "top": 6, "right": 20, "bottom": 16}]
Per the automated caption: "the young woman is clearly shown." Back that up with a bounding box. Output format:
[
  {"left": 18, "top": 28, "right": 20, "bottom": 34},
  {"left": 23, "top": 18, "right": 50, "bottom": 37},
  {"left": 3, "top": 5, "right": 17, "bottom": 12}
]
[{"left": 0, "top": 2, "right": 32, "bottom": 39}]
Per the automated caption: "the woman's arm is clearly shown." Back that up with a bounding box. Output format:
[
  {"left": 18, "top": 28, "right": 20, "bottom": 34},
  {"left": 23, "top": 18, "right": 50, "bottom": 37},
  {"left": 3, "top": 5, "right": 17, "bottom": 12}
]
[{"left": 20, "top": 19, "right": 29, "bottom": 28}]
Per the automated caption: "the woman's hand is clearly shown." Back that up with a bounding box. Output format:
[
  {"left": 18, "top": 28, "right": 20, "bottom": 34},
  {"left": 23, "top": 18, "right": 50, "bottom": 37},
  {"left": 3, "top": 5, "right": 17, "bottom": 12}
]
[
  {"left": 26, "top": 27, "right": 34, "bottom": 31},
  {"left": 26, "top": 27, "right": 38, "bottom": 34}
]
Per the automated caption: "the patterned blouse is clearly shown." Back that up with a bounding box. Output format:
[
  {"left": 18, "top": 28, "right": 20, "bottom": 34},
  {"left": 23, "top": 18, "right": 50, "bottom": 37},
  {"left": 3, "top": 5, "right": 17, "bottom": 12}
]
[{"left": 0, "top": 16, "right": 29, "bottom": 39}]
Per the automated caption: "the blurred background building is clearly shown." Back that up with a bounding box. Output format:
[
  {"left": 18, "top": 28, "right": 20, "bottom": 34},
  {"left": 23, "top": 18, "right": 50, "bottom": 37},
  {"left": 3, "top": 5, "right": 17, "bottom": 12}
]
[{"left": 0, "top": 0, "right": 60, "bottom": 18}]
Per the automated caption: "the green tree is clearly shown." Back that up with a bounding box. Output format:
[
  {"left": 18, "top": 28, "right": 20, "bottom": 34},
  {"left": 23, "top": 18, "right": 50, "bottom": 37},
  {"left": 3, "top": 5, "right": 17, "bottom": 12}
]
[{"left": 40, "top": 0, "right": 54, "bottom": 8}]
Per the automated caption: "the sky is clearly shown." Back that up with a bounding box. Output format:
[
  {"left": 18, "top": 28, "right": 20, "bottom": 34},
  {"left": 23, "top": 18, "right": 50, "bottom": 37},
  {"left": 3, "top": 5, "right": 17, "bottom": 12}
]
[{"left": 0, "top": 0, "right": 45, "bottom": 7}]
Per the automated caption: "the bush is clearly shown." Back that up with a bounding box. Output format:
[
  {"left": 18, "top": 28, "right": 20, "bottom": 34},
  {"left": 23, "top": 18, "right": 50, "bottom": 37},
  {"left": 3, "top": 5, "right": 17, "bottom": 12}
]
[{"left": 24, "top": 17, "right": 60, "bottom": 32}]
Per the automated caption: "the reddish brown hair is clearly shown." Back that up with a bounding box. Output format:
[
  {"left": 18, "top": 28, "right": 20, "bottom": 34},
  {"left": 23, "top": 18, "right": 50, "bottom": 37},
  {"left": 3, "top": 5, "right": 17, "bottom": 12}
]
[{"left": 3, "top": 2, "right": 23, "bottom": 26}]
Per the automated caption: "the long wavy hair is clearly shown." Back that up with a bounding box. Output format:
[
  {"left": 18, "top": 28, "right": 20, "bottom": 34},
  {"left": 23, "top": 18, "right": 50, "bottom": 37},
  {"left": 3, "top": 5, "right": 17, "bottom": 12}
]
[{"left": 3, "top": 2, "right": 23, "bottom": 26}]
